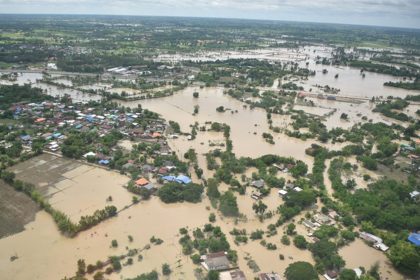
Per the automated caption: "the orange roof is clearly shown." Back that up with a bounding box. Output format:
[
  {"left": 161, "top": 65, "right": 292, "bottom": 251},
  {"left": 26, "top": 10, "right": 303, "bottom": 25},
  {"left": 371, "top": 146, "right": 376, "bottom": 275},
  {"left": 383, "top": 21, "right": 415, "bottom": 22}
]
[
  {"left": 152, "top": 132, "right": 162, "bottom": 138},
  {"left": 135, "top": 178, "right": 149, "bottom": 186},
  {"left": 35, "top": 118, "right": 46, "bottom": 123}
]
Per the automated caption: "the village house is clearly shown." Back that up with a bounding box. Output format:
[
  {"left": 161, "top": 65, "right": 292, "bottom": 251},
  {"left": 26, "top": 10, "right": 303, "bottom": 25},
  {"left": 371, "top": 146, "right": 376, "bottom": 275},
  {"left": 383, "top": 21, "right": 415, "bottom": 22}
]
[
  {"left": 303, "top": 219, "right": 320, "bottom": 231},
  {"left": 259, "top": 272, "right": 281, "bottom": 280},
  {"left": 135, "top": 177, "right": 155, "bottom": 191},
  {"left": 201, "top": 251, "right": 230, "bottom": 271},
  {"left": 251, "top": 191, "right": 262, "bottom": 200},
  {"left": 220, "top": 270, "right": 246, "bottom": 280},
  {"left": 359, "top": 231, "right": 389, "bottom": 252},
  {"left": 313, "top": 213, "right": 334, "bottom": 225},
  {"left": 408, "top": 232, "right": 420, "bottom": 247},
  {"left": 323, "top": 270, "right": 338, "bottom": 280},
  {"left": 278, "top": 189, "right": 288, "bottom": 197},
  {"left": 251, "top": 179, "right": 265, "bottom": 189},
  {"left": 409, "top": 190, "right": 420, "bottom": 202}
]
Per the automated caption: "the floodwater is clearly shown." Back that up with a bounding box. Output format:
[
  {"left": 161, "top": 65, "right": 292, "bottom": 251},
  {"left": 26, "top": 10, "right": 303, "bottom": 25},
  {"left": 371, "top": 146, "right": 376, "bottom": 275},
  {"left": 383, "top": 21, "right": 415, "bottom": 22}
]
[
  {"left": 120, "top": 86, "right": 353, "bottom": 171},
  {"left": 340, "top": 239, "right": 402, "bottom": 280},
  {"left": 9, "top": 154, "right": 132, "bottom": 223},
  {"left": 1, "top": 46, "right": 418, "bottom": 280}
]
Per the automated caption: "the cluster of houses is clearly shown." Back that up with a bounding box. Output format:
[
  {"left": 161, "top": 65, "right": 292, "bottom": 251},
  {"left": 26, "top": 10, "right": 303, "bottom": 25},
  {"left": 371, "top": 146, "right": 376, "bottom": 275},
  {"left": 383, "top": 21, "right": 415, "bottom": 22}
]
[
  {"left": 400, "top": 142, "right": 420, "bottom": 173},
  {"left": 200, "top": 251, "right": 281, "bottom": 280},
  {"left": 133, "top": 173, "right": 193, "bottom": 192},
  {"left": 249, "top": 163, "right": 299, "bottom": 200},
  {"left": 10, "top": 101, "right": 169, "bottom": 160}
]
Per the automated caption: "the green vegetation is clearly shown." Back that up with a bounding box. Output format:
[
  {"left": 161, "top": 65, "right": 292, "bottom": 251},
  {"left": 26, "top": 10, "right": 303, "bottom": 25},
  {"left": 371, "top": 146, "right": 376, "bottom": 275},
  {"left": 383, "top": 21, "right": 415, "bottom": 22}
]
[
  {"left": 219, "top": 191, "right": 239, "bottom": 217},
  {"left": 178, "top": 224, "right": 236, "bottom": 263},
  {"left": 157, "top": 182, "right": 204, "bottom": 203},
  {"left": 349, "top": 60, "right": 417, "bottom": 77},
  {"left": 0, "top": 84, "right": 54, "bottom": 111},
  {"left": 373, "top": 99, "right": 410, "bottom": 122},
  {"left": 385, "top": 78, "right": 420, "bottom": 90},
  {"left": 285, "top": 261, "right": 319, "bottom": 280}
]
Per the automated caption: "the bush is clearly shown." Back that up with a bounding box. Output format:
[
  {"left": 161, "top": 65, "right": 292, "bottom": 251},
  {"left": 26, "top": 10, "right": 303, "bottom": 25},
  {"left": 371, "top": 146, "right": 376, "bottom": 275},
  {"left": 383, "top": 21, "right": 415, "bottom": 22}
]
[
  {"left": 209, "top": 213, "right": 216, "bottom": 222},
  {"left": 293, "top": 235, "right": 308, "bottom": 249},
  {"left": 162, "top": 263, "right": 171, "bottom": 275}
]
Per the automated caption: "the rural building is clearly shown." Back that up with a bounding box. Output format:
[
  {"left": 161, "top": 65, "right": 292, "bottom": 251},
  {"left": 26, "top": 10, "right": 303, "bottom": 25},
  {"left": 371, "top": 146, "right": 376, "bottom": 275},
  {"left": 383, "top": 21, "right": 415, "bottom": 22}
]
[
  {"left": 251, "top": 179, "right": 265, "bottom": 189},
  {"left": 408, "top": 233, "right": 420, "bottom": 246},
  {"left": 135, "top": 177, "right": 150, "bottom": 187},
  {"left": 259, "top": 272, "right": 281, "bottom": 280},
  {"left": 278, "top": 189, "right": 288, "bottom": 197},
  {"left": 202, "top": 251, "right": 230, "bottom": 271},
  {"left": 220, "top": 270, "right": 246, "bottom": 280}
]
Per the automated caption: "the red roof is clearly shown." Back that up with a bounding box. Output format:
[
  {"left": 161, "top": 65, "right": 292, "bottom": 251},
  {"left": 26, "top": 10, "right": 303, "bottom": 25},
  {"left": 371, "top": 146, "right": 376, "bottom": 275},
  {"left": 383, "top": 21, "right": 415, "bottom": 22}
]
[{"left": 135, "top": 178, "right": 149, "bottom": 186}]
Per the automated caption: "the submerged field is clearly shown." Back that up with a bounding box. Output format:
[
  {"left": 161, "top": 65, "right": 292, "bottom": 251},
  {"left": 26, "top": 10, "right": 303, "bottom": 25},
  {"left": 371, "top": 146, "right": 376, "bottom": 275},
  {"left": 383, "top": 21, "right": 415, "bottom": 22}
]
[
  {"left": 0, "top": 154, "right": 404, "bottom": 280},
  {"left": 9, "top": 154, "right": 132, "bottom": 223},
  {"left": 0, "top": 15, "right": 419, "bottom": 280}
]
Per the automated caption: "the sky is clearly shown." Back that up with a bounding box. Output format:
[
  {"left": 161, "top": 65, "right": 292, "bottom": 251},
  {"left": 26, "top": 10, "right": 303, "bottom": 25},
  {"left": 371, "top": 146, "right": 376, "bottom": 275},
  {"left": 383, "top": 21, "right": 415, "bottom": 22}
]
[{"left": 0, "top": 0, "right": 420, "bottom": 29}]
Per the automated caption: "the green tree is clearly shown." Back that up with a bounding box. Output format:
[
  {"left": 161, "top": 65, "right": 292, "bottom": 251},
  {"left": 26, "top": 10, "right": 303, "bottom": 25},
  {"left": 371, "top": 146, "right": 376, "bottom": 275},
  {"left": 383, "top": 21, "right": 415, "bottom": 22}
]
[
  {"left": 338, "top": 269, "right": 357, "bottom": 280},
  {"left": 77, "top": 259, "right": 86, "bottom": 276},
  {"left": 293, "top": 235, "right": 308, "bottom": 249},
  {"left": 252, "top": 200, "right": 268, "bottom": 216},
  {"left": 219, "top": 191, "right": 239, "bottom": 217},
  {"left": 207, "top": 178, "right": 221, "bottom": 199},
  {"left": 207, "top": 270, "right": 220, "bottom": 280},
  {"left": 290, "top": 161, "right": 308, "bottom": 178},
  {"left": 285, "top": 261, "right": 319, "bottom": 280},
  {"left": 388, "top": 241, "right": 420, "bottom": 276}
]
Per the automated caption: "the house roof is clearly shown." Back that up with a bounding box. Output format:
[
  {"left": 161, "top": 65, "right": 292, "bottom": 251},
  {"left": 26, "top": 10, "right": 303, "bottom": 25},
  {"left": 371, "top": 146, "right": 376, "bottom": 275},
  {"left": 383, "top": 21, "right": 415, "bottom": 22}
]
[
  {"left": 83, "top": 152, "right": 96, "bottom": 158},
  {"left": 408, "top": 233, "right": 420, "bottom": 246},
  {"left": 152, "top": 132, "right": 162, "bottom": 138},
  {"left": 98, "top": 159, "right": 109, "bottom": 165},
  {"left": 224, "top": 270, "right": 246, "bottom": 280},
  {"left": 259, "top": 272, "right": 281, "bottom": 280},
  {"left": 162, "top": 175, "right": 176, "bottom": 182},
  {"left": 204, "top": 252, "right": 230, "bottom": 271},
  {"left": 135, "top": 178, "right": 150, "bottom": 186},
  {"left": 142, "top": 183, "right": 155, "bottom": 191},
  {"left": 176, "top": 175, "right": 192, "bottom": 184},
  {"left": 252, "top": 179, "right": 265, "bottom": 188}
]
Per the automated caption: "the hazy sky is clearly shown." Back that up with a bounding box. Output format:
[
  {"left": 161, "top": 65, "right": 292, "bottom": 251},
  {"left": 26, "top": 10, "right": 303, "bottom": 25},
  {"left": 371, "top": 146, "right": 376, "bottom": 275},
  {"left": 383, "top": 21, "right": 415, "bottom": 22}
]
[{"left": 1, "top": 0, "right": 420, "bottom": 29}]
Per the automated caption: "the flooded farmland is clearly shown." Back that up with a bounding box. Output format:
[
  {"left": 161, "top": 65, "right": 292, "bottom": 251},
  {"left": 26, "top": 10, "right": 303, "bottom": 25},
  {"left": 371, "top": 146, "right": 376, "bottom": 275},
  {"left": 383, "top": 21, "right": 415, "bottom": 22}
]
[
  {"left": 9, "top": 154, "right": 132, "bottom": 223},
  {"left": 0, "top": 44, "right": 418, "bottom": 280}
]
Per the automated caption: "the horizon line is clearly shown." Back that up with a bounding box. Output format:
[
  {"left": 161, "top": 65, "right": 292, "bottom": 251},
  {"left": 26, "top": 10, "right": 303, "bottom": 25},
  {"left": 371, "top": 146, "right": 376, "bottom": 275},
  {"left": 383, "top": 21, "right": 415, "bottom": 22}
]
[{"left": 0, "top": 12, "right": 419, "bottom": 31}]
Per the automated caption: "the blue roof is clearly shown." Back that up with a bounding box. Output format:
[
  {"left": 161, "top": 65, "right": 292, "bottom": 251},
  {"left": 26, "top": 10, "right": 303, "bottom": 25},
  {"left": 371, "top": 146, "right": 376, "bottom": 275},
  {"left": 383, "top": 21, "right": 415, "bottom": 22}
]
[
  {"left": 98, "top": 160, "right": 110, "bottom": 165},
  {"left": 53, "top": 133, "right": 62, "bottom": 138},
  {"left": 162, "top": 175, "right": 176, "bottom": 182},
  {"left": 176, "top": 175, "right": 192, "bottom": 184},
  {"left": 143, "top": 183, "right": 155, "bottom": 191},
  {"left": 408, "top": 233, "right": 420, "bottom": 246},
  {"left": 20, "top": 135, "right": 31, "bottom": 141}
]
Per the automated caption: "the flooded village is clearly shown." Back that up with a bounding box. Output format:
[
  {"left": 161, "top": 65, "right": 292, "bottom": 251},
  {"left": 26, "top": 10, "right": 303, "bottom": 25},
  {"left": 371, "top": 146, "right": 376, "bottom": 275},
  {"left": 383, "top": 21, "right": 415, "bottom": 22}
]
[{"left": 0, "top": 15, "right": 420, "bottom": 280}]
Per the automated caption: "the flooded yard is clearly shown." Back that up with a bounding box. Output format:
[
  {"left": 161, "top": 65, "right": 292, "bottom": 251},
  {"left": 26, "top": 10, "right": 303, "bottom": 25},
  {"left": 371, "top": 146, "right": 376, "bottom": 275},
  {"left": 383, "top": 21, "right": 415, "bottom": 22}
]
[{"left": 340, "top": 239, "right": 402, "bottom": 280}]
